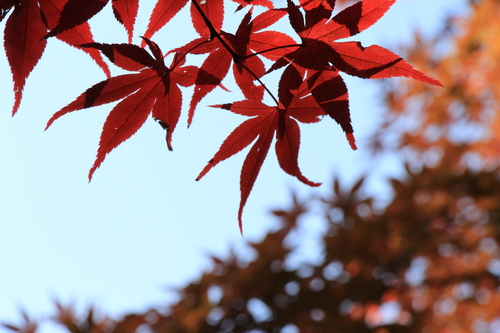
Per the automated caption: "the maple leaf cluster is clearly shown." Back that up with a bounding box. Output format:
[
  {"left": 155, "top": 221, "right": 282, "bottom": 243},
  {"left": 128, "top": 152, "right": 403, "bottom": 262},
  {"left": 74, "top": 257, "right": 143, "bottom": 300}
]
[{"left": 2, "top": 0, "right": 442, "bottom": 232}]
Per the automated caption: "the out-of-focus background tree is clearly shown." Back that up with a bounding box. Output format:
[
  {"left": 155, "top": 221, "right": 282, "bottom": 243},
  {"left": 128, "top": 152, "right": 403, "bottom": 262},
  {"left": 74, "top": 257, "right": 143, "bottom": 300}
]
[{"left": 4, "top": 0, "right": 500, "bottom": 332}]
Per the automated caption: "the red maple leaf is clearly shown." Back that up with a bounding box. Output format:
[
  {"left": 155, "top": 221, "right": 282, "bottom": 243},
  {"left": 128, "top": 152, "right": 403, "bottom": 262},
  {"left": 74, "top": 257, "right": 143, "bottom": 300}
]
[
  {"left": 262, "top": 0, "right": 443, "bottom": 148},
  {"left": 283, "top": 0, "right": 443, "bottom": 84},
  {"left": 172, "top": 6, "right": 296, "bottom": 124},
  {"left": 195, "top": 0, "right": 442, "bottom": 231},
  {"left": 142, "top": 0, "right": 224, "bottom": 45},
  {"left": 32, "top": 0, "right": 443, "bottom": 232},
  {"left": 45, "top": 38, "right": 198, "bottom": 180},
  {"left": 197, "top": 66, "right": 333, "bottom": 233},
  {"left": 3, "top": 0, "right": 110, "bottom": 115}
]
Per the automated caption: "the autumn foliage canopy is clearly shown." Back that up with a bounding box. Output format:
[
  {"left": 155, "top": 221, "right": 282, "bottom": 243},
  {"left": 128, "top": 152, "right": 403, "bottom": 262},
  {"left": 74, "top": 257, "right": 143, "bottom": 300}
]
[{"left": 1, "top": 0, "right": 441, "bottom": 231}]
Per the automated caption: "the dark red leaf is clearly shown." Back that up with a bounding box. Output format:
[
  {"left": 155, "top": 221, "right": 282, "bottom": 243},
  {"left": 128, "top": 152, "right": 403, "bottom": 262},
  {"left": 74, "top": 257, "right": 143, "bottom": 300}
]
[
  {"left": 45, "top": 0, "right": 108, "bottom": 38},
  {"left": 0, "top": 0, "right": 15, "bottom": 22},
  {"left": 308, "top": 69, "right": 353, "bottom": 134},
  {"left": 304, "top": 4, "right": 332, "bottom": 30},
  {"left": 278, "top": 64, "right": 303, "bottom": 108},
  {"left": 286, "top": 0, "right": 305, "bottom": 33},
  {"left": 299, "top": 0, "right": 335, "bottom": 11},
  {"left": 4, "top": 0, "right": 47, "bottom": 115},
  {"left": 141, "top": 37, "right": 164, "bottom": 64},
  {"left": 80, "top": 43, "right": 156, "bottom": 71}
]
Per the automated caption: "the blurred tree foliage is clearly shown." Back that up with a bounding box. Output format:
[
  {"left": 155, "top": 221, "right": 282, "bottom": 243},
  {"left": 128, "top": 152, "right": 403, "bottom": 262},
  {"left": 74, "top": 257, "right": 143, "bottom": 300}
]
[{"left": 5, "top": 0, "right": 500, "bottom": 332}]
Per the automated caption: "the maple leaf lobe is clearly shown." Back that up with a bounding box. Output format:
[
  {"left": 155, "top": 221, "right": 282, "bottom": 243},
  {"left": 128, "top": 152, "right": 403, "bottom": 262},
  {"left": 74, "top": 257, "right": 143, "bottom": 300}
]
[{"left": 45, "top": 0, "right": 109, "bottom": 38}]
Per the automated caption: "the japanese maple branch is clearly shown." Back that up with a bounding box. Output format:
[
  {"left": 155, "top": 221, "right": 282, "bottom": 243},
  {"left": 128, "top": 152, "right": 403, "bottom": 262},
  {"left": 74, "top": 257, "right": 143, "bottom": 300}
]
[
  {"left": 236, "top": 61, "right": 279, "bottom": 106},
  {"left": 190, "top": 0, "right": 239, "bottom": 60}
]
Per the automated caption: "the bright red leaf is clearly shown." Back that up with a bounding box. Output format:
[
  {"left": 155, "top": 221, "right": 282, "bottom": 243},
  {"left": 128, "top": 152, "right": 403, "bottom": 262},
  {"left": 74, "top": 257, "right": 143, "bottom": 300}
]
[
  {"left": 11, "top": 0, "right": 442, "bottom": 232},
  {"left": 142, "top": 0, "right": 189, "bottom": 43},
  {"left": 141, "top": 0, "right": 225, "bottom": 45},
  {"left": 46, "top": 39, "right": 198, "bottom": 180},
  {"left": 197, "top": 73, "right": 327, "bottom": 233}
]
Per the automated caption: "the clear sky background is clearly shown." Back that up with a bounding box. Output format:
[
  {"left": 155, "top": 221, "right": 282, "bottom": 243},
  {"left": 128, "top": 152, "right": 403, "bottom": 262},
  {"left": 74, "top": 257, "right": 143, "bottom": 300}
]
[{"left": 0, "top": 0, "right": 467, "bottom": 332}]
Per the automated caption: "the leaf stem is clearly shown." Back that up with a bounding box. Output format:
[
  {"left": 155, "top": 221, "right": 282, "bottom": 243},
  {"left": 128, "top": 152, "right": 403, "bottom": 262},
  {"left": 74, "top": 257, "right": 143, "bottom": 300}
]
[
  {"left": 236, "top": 61, "right": 279, "bottom": 106},
  {"left": 170, "top": 39, "right": 211, "bottom": 69},
  {"left": 241, "top": 43, "right": 302, "bottom": 60}
]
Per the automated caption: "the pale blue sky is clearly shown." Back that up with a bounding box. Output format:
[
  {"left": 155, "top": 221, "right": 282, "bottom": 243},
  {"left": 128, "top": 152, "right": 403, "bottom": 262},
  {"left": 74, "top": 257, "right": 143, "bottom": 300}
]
[{"left": 0, "top": 1, "right": 467, "bottom": 331}]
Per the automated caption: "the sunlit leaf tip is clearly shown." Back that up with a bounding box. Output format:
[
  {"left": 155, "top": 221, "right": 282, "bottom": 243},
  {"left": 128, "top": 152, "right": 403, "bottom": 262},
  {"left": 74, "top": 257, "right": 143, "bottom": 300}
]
[{"left": 346, "top": 133, "right": 357, "bottom": 150}]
